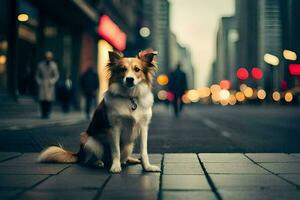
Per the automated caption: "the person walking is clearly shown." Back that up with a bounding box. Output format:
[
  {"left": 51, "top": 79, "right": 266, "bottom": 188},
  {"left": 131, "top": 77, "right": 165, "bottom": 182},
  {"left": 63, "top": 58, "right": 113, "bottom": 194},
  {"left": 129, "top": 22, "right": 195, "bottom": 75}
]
[
  {"left": 168, "top": 63, "right": 188, "bottom": 117},
  {"left": 81, "top": 66, "right": 99, "bottom": 119},
  {"left": 35, "top": 51, "right": 59, "bottom": 119}
]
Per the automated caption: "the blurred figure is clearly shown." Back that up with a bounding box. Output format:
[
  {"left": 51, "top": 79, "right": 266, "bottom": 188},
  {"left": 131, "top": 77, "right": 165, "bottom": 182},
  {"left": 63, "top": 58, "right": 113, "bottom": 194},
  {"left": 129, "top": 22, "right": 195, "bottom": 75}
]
[
  {"left": 35, "top": 51, "right": 59, "bottom": 119},
  {"left": 81, "top": 66, "right": 99, "bottom": 119},
  {"left": 169, "top": 63, "right": 187, "bottom": 117},
  {"left": 57, "top": 75, "right": 73, "bottom": 113}
]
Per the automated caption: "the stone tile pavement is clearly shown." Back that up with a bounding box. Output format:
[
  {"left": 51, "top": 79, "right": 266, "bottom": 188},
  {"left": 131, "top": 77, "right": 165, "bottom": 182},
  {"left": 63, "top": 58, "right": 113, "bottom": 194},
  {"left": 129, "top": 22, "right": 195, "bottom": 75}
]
[{"left": 0, "top": 152, "right": 300, "bottom": 200}]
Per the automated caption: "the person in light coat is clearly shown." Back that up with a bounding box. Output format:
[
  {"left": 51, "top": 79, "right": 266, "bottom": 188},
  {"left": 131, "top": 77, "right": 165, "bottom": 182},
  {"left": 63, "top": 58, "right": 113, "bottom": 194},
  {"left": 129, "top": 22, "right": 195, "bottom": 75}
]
[{"left": 35, "top": 51, "right": 59, "bottom": 118}]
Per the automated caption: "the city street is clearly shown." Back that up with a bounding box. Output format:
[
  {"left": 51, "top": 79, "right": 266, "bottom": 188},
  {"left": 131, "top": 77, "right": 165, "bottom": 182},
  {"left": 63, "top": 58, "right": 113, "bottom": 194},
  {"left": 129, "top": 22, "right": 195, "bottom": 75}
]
[{"left": 1, "top": 104, "right": 299, "bottom": 153}]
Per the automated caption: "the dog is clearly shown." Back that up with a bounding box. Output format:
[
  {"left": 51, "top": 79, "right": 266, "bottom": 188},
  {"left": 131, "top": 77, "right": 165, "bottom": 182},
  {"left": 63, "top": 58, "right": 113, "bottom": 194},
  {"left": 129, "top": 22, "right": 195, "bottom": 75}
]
[{"left": 37, "top": 49, "right": 161, "bottom": 173}]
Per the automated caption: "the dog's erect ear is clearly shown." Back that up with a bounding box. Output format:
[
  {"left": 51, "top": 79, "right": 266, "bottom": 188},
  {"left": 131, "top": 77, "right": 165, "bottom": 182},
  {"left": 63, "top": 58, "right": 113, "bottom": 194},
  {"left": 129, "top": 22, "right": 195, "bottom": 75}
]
[
  {"left": 138, "top": 48, "right": 158, "bottom": 63},
  {"left": 108, "top": 51, "right": 123, "bottom": 63}
]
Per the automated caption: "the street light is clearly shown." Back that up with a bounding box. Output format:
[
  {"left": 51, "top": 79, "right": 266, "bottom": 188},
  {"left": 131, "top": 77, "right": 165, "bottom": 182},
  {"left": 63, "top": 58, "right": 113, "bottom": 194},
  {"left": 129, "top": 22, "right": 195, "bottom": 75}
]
[
  {"left": 264, "top": 53, "right": 279, "bottom": 66},
  {"left": 283, "top": 50, "right": 297, "bottom": 61}
]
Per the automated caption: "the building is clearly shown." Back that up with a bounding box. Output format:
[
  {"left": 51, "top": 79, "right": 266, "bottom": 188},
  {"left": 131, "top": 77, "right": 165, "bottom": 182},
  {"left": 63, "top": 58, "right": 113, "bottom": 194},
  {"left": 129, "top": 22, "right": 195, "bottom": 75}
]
[
  {"left": 214, "top": 16, "right": 238, "bottom": 89},
  {"left": 0, "top": 0, "right": 145, "bottom": 108},
  {"left": 143, "top": 0, "right": 170, "bottom": 75}
]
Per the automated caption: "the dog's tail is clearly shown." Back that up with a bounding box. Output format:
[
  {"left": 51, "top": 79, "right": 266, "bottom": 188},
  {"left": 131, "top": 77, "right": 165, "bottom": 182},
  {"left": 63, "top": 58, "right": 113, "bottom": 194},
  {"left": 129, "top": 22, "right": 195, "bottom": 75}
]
[{"left": 37, "top": 145, "right": 78, "bottom": 163}]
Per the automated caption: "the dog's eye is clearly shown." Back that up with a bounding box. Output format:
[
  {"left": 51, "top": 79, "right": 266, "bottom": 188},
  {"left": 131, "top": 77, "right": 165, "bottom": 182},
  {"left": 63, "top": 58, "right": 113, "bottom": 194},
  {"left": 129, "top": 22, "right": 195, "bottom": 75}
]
[{"left": 134, "top": 67, "right": 141, "bottom": 72}]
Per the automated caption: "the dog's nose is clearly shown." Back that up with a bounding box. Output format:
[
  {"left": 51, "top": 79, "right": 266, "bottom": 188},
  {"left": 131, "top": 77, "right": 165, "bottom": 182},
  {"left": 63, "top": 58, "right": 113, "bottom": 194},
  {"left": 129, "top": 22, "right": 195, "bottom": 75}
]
[{"left": 126, "top": 77, "right": 134, "bottom": 84}]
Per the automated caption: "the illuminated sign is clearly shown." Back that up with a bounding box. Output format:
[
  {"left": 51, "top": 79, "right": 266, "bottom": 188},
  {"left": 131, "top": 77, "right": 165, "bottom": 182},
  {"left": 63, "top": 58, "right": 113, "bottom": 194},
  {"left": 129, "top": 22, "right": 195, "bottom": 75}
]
[
  {"left": 97, "top": 15, "right": 126, "bottom": 51},
  {"left": 289, "top": 64, "right": 300, "bottom": 76}
]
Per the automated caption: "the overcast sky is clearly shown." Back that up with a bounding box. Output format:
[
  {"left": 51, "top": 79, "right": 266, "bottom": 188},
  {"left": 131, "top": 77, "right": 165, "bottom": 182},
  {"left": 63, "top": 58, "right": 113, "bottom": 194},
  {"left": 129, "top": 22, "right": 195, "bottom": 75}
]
[{"left": 170, "top": 0, "right": 235, "bottom": 87}]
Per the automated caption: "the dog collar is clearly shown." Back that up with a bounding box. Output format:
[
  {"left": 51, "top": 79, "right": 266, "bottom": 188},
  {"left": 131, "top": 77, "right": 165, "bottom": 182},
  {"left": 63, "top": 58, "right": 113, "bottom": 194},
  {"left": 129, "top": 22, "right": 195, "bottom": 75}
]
[{"left": 130, "top": 97, "right": 137, "bottom": 111}]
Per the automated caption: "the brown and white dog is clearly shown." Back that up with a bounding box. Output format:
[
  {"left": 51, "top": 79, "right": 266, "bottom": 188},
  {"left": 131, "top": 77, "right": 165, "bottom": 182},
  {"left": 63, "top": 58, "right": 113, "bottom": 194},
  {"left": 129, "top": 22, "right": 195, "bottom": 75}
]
[{"left": 37, "top": 49, "right": 160, "bottom": 173}]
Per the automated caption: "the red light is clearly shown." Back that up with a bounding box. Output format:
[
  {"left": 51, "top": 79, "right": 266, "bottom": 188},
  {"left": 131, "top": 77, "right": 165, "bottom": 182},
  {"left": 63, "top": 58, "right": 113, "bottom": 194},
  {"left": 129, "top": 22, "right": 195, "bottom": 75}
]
[
  {"left": 289, "top": 64, "right": 300, "bottom": 76},
  {"left": 219, "top": 80, "right": 231, "bottom": 89},
  {"left": 98, "top": 15, "right": 126, "bottom": 51},
  {"left": 236, "top": 68, "right": 249, "bottom": 80},
  {"left": 251, "top": 68, "right": 263, "bottom": 80},
  {"left": 167, "top": 91, "right": 175, "bottom": 101}
]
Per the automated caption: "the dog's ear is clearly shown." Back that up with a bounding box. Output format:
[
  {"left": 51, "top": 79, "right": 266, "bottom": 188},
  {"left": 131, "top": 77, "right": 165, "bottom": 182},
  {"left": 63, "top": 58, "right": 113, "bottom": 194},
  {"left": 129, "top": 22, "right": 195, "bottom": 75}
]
[
  {"left": 108, "top": 51, "right": 123, "bottom": 63},
  {"left": 138, "top": 48, "right": 158, "bottom": 63}
]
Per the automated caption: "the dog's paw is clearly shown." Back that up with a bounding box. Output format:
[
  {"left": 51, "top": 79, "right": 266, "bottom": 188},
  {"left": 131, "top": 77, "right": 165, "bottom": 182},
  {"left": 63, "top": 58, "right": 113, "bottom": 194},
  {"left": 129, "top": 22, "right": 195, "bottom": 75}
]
[
  {"left": 143, "top": 165, "right": 161, "bottom": 172},
  {"left": 110, "top": 163, "right": 122, "bottom": 173}
]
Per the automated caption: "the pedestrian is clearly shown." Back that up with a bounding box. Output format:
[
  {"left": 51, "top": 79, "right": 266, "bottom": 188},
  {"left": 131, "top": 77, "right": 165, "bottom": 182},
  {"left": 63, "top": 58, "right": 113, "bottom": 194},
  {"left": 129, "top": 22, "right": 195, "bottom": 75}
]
[
  {"left": 80, "top": 66, "right": 99, "bottom": 119},
  {"left": 168, "top": 63, "right": 188, "bottom": 117},
  {"left": 35, "top": 51, "right": 59, "bottom": 119}
]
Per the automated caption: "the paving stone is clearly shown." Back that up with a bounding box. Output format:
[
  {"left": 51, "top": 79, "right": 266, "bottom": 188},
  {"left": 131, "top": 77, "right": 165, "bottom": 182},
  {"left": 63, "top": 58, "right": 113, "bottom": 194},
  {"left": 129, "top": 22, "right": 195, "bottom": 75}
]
[
  {"left": 198, "top": 153, "right": 251, "bottom": 163},
  {"left": 162, "top": 175, "right": 210, "bottom": 190},
  {"left": 122, "top": 164, "right": 161, "bottom": 175},
  {"left": 0, "top": 152, "right": 21, "bottom": 162},
  {"left": 219, "top": 190, "right": 300, "bottom": 200},
  {"left": 61, "top": 165, "right": 109, "bottom": 175},
  {"left": 291, "top": 154, "right": 300, "bottom": 159},
  {"left": 0, "top": 175, "right": 48, "bottom": 188},
  {"left": 203, "top": 163, "right": 269, "bottom": 174},
  {"left": 246, "top": 153, "right": 300, "bottom": 163},
  {"left": 164, "top": 153, "right": 199, "bottom": 163},
  {"left": 0, "top": 165, "right": 69, "bottom": 175},
  {"left": 19, "top": 190, "right": 97, "bottom": 200},
  {"left": 281, "top": 174, "right": 300, "bottom": 186},
  {"left": 131, "top": 154, "right": 163, "bottom": 164},
  {"left": 162, "top": 191, "right": 217, "bottom": 200},
  {"left": 163, "top": 163, "right": 204, "bottom": 175},
  {"left": 0, "top": 189, "right": 22, "bottom": 199},
  {"left": 210, "top": 174, "right": 295, "bottom": 189},
  {"left": 259, "top": 163, "right": 300, "bottom": 174},
  {"left": 100, "top": 190, "right": 158, "bottom": 200},
  {"left": 0, "top": 153, "right": 39, "bottom": 165},
  {"left": 35, "top": 174, "right": 109, "bottom": 189},
  {"left": 104, "top": 174, "right": 159, "bottom": 191}
]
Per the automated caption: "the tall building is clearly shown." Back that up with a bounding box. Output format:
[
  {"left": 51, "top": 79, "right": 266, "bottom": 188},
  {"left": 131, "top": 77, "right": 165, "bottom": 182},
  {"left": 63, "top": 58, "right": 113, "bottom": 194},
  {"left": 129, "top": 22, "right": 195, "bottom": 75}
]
[
  {"left": 257, "top": 0, "right": 283, "bottom": 91},
  {"left": 215, "top": 16, "right": 238, "bottom": 88},
  {"left": 143, "top": 0, "right": 170, "bottom": 75}
]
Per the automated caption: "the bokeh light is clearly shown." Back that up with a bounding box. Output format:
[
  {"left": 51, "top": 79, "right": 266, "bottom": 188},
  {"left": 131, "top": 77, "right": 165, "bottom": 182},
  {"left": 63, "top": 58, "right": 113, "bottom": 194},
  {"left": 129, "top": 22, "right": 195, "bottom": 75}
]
[
  {"left": 187, "top": 89, "right": 200, "bottom": 102},
  {"left": 257, "top": 89, "right": 266, "bottom": 100},
  {"left": 283, "top": 49, "right": 297, "bottom": 61},
  {"left": 181, "top": 94, "right": 190, "bottom": 104},
  {"left": 251, "top": 68, "right": 263, "bottom": 80},
  {"left": 219, "top": 80, "right": 231, "bottom": 90},
  {"left": 264, "top": 53, "right": 279, "bottom": 66},
  {"left": 198, "top": 87, "right": 211, "bottom": 98},
  {"left": 243, "top": 87, "right": 253, "bottom": 98},
  {"left": 235, "top": 92, "right": 245, "bottom": 102},
  {"left": 284, "top": 92, "right": 293, "bottom": 102},
  {"left": 157, "top": 90, "right": 167, "bottom": 100},
  {"left": 219, "top": 89, "right": 230, "bottom": 100},
  {"left": 239, "top": 83, "right": 247, "bottom": 92},
  {"left": 139, "top": 27, "right": 151, "bottom": 38},
  {"left": 272, "top": 91, "right": 281, "bottom": 101},
  {"left": 18, "top": 13, "right": 29, "bottom": 22},
  {"left": 236, "top": 68, "right": 249, "bottom": 80},
  {"left": 157, "top": 74, "right": 169, "bottom": 86},
  {"left": 228, "top": 95, "right": 237, "bottom": 105},
  {"left": 210, "top": 84, "right": 221, "bottom": 94},
  {"left": 166, "top": 91, "right": 174, "bottom": 101}
]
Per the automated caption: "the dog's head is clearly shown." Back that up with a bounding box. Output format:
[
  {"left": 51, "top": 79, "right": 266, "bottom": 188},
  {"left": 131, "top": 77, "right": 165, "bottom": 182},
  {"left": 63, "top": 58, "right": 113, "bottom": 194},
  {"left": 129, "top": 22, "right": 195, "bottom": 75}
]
[{"left": 107, "top": 49, "right": 158, "bottom": 89}]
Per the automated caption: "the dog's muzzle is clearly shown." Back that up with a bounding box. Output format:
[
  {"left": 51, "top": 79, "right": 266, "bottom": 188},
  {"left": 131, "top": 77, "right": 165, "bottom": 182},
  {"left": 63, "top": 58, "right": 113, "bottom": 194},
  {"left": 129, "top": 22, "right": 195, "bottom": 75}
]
[{"left": 125, "top": 77, "right": 134, "bottom": 88}]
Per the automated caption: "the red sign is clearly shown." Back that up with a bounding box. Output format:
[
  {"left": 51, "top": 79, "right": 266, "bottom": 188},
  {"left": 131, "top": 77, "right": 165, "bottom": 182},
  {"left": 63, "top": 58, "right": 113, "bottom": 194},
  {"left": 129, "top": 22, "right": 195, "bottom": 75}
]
[
  {"left": 289, "top": 64, "right": 300, "bottom": 76},
  {"left": 98, "top": 15, "right": 126, "bottom": 51},
  {"left": 251, "top": 68, "right": 263, "bottom": 80},
  {"left": 236, "top": 68, "right": 249, "bottom": 80}
]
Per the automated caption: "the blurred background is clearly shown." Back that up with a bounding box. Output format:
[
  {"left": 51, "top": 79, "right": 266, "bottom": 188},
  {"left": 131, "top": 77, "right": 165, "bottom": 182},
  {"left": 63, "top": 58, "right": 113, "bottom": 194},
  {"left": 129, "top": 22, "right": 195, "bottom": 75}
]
[
  {"left": 1, "top": 0, "right": 300, "bottom": 108},
  {"left": 0, "top": 0, "right": 300, "bottom": 153}
]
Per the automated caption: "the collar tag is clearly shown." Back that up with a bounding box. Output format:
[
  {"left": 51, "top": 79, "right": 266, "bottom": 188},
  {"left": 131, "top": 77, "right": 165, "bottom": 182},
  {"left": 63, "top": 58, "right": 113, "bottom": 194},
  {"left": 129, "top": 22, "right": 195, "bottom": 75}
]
[{"left": 130, "top": 98, "right": 137, "bottom": 111}]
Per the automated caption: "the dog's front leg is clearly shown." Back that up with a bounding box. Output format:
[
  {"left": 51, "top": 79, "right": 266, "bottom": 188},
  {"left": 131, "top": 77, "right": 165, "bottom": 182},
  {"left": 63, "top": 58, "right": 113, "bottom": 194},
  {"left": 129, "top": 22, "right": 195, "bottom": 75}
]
[
  {"left": 140, "top": 126, "right": 161, "bottom": 172},
  {"left": 109, "top": 127, "right": 122, "bottom": 173}
]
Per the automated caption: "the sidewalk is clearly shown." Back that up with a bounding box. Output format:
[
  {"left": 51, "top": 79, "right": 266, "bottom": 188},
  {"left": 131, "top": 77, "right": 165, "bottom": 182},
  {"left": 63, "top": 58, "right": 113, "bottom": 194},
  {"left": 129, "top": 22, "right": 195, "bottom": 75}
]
[
  {"left": 0, "top": 153, "right": 299, "bottom": 200},
  {"left": 0, "top": 97, "right": 87, "bottom": 131}
]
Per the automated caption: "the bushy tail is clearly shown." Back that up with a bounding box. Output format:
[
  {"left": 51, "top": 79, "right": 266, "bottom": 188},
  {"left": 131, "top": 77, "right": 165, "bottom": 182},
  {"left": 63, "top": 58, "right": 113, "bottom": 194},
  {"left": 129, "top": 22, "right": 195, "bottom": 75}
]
[{"left": 37, "top": 146, "right": 77, "bottom": 163}]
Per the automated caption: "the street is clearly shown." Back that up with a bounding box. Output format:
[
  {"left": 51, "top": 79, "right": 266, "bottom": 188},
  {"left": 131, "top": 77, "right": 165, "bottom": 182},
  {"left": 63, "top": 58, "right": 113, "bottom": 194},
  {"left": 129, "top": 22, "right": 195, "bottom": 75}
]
[{"left": 1, "top": 104, "right": 299, "bottom": 153}]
